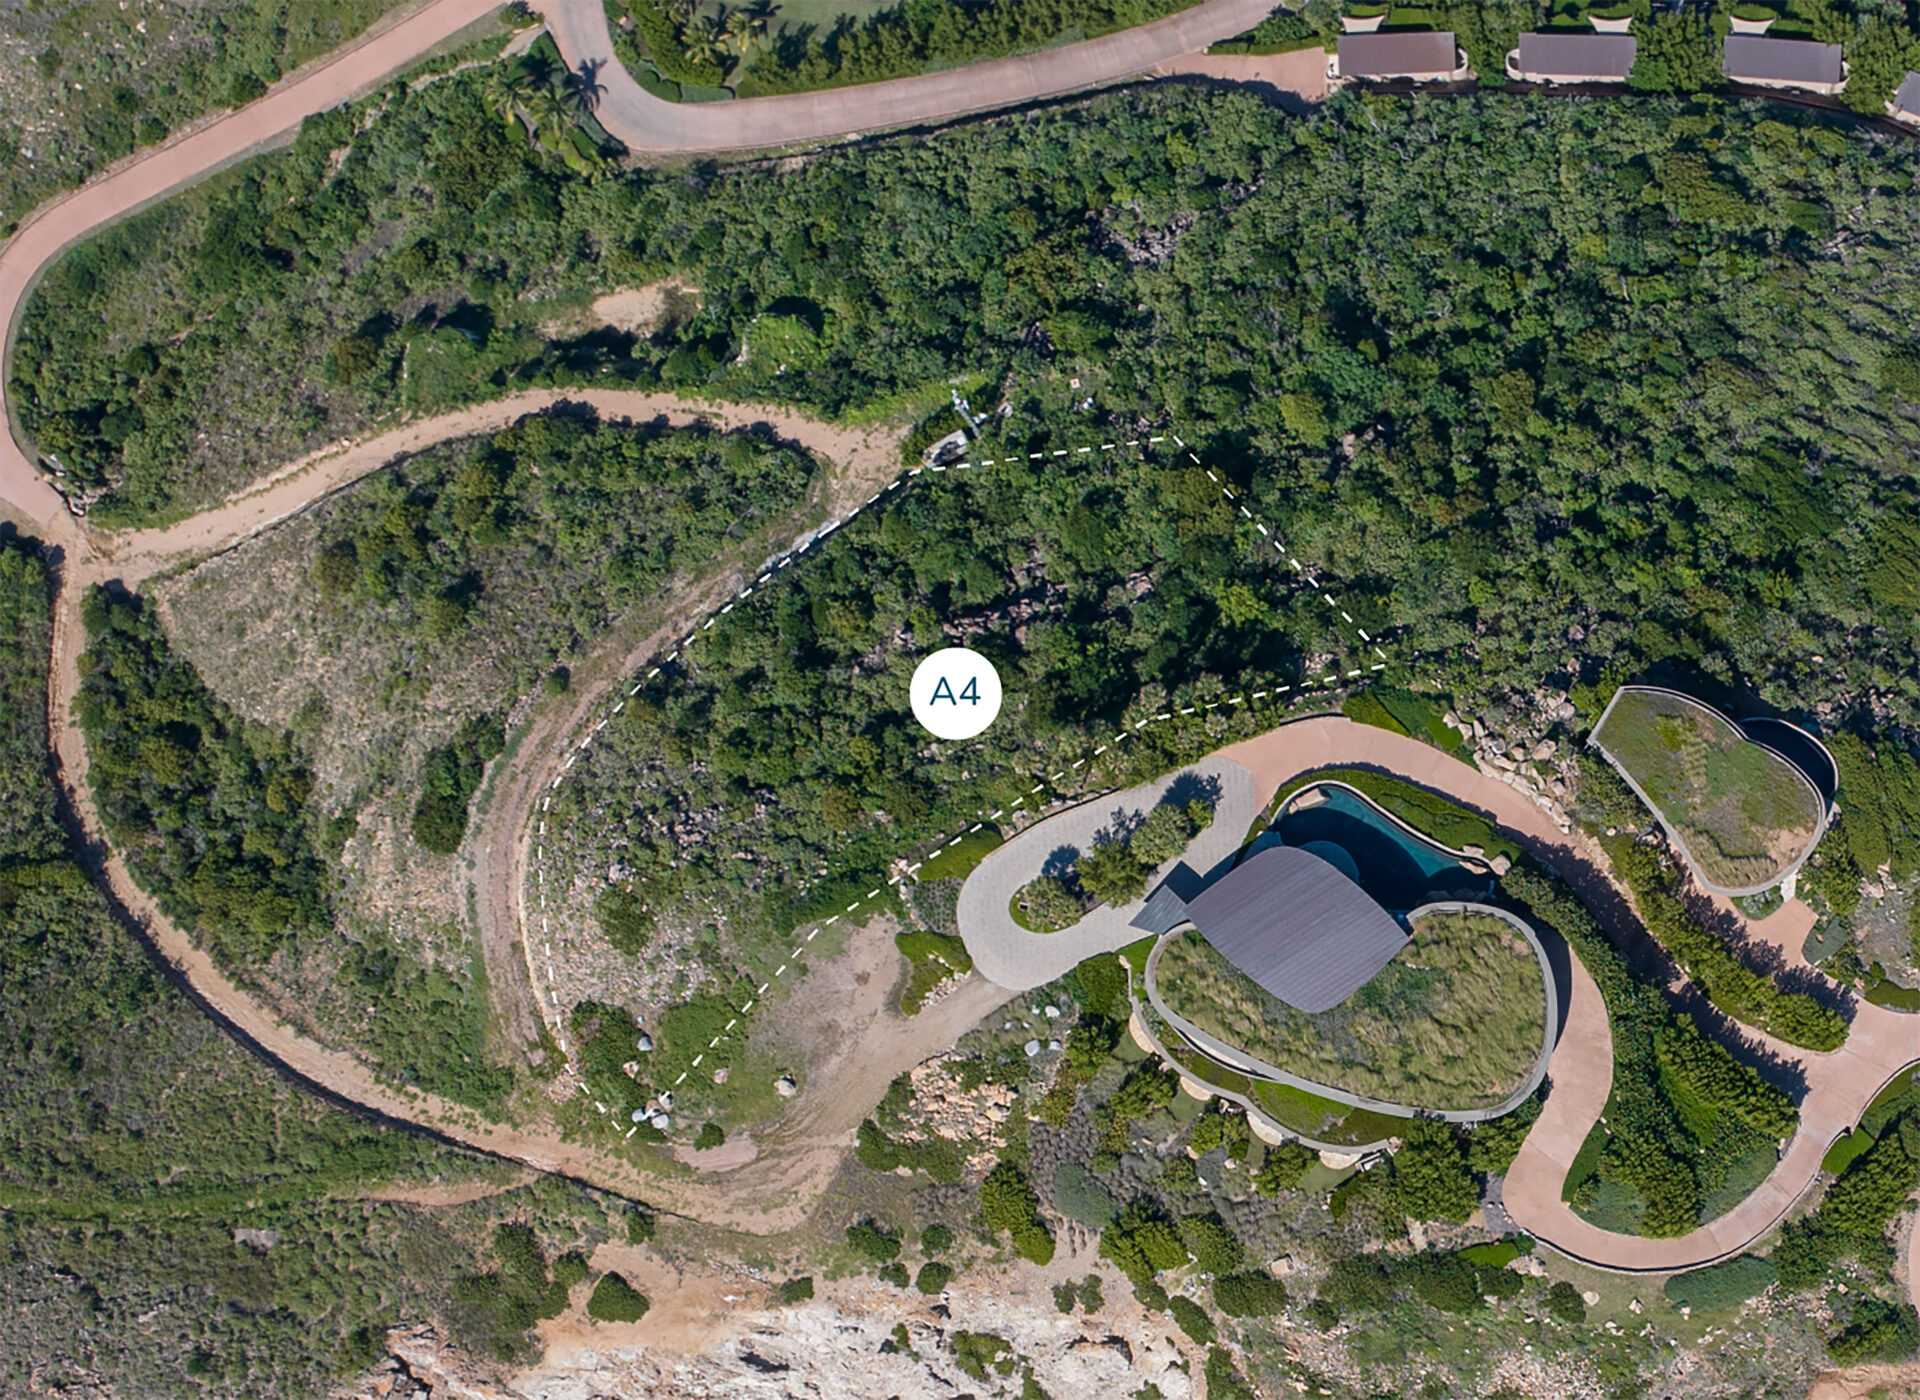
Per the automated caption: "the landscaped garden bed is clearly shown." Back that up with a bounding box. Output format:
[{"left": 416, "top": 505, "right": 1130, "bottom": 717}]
[
  {"left": 1152, "top": 907, "right": 1548, "bottom": 1112},
  {"left": 1591, "top": 687, "right": 1823, "bottom": 892}
]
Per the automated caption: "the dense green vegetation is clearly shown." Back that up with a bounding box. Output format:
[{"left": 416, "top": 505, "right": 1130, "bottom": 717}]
[
  {"left": 1605, "top": 826, "right": 1847, "bottom": 1050},
  {"left": 1502, "top": 865, "right": 1795, "bottom": 1237},
  {"left": 412, "top": 711, "right": 505, "bottom": 854},
  {"left": 1155, "top": 908, "right": 1547, "bottom": 1109},
  {"left": 78, "top": 588, "right": 326, "bottom": 966},
  {"left": 613, "top": 0, "right": 1197, "bottom": 100},
  {"left": 76, "top": 590, "right": 513, "bottom": 1112},
  {"left": 0, "top": 532, "right": 597, "bottom": 1394},
  {"left": 0, "top": 1, "right": 417, "bottom": 225}
]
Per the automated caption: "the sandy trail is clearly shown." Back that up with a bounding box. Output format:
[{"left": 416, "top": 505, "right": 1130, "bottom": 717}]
[{"left": 0, "top": 0, "right": 504, "bottom": 537}]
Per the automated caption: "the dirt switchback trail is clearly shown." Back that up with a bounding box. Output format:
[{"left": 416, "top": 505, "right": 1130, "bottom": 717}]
[{"left": 0, "top": 0, "right": 503, "bottom": 535}]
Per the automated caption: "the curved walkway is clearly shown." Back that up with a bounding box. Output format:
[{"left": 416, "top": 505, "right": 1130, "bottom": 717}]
[
  {"left": 956, "top": 755, "right": 1257, "bottom": 988},
  {"left": 537, "top": 0, "right": 1280, "bottom": 155}
]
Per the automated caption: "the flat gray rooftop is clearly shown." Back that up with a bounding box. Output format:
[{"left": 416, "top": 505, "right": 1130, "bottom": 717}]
[
  {"left": 1183, "top": 845, "right": 1408, "bottom": 1014},
  {"left": 1338, "top": 30, "right": 1459, "bottom": 78},
  {"left": 1896, "top": 70, "right": 1920, "bottom": 115},
  {"left": 1722, "top": 35, "right": 1843, "bottom": 84},
  {"left": 1516, "top": 31, "right": 1636, "bottom": 79}
]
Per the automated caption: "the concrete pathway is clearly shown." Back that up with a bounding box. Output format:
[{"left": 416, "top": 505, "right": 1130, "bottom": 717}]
[
  {"left": 957, "top": 755, "right": 1256, "bottom": 989},
  {"left": 538, "top": 0, "right": 1284, "bottom": 155}
]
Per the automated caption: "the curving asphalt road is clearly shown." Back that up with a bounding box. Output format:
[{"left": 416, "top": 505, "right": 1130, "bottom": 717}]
[{"left": 537, "top": 0, "right": 1280, "bottom": 154}]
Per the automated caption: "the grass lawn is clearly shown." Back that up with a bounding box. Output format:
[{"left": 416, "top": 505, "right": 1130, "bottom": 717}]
[
  {"left": 918, "top": 827, "right": 1003, "bottom": 880},
  {"left": 1593, "top": 688, "right": 1821, "bottom": 889},
  {"left": 1154, "top": 909, "right": 1546, "bottom": 1111}
]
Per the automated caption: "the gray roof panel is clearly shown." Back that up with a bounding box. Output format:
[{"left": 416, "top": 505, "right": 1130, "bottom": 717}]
[
  {"left": 1722, "top": 35, "right": 1843, "bottom": 84},
  {"left": 1184, "top": 845, "right": 1408, "bottom": 1013},
  {"left": 1517, "top": 31, "right": 1637, "bottom": 79},
  {"left": 1338, "top": 31, "right": 1459, "bottom": 78},
  {"left": 1896, "top": 70, "right": 1920, "bottom": 114}
]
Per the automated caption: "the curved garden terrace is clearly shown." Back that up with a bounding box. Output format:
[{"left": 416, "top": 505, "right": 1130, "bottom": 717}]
[{"left": 1147, "top": 901, "right": 1555, "bottom": 1118}]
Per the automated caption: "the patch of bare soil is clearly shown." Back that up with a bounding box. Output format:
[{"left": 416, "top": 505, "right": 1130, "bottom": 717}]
[
  {"left": 589, "top": 279, "right": 703, "bottom": 337},
  {"left": 1808, "top": 1364, "right": 1920, "bottom": 1400},
  {"left": 676, "top": 1135, "right": 759, "bottom": 1172}
]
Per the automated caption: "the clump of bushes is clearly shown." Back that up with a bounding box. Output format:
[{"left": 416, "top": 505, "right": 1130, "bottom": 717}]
[
  {"left": 587, "top": 1272, "right": 650, "bottom": 1323},
  {"left": 412, "top": 710, "right": 506, "bottom": 854},
  {"left": 980, "top": 1160, "right": 1055, "bottom": 1264}
]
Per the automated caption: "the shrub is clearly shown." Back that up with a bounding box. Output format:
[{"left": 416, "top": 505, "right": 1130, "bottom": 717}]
[
  {"left": 586, "top": 1272, "right": 650, "bottom": 1323},
  {"left": 694, "top": 1121, "right": 725, "bottom": 1151},
  {"left": 595, "top": 887, "right": 656, "bottom": 955},
  {"left": 1466, "top": 1095, "right": 1541, "bottom": 1175},
  {"left": 1052, "top": 1161, "right": 1118, "bottom": 1228},
  {"left": 1133, "top": 1277, "right": 1171, "bottom": 1312},
  {"left": 846, "top": 1220, "right": 901, "bottom": 1264},
  {"left": 1214, "top": 1272, "right": 1289, "bottom": 1317},
  {"left": 1169, "top": 1295, "right": 1216, "bottom": 1343},
  {"left": 1393, "top": 1120, "right": 1480, "bottom": 1223},
  {"left": 1178, "top": 1213, "right": 1244, "bottom": 1275},
  {"left": 981, "top": 1160, "right": 1055, "bottom": 1264},
  {"left": 1829, "top": 1299, "right": 1920, "bottom": 1364},
  {"left": 920, "top": 1224, "right": 953, "bottom": 1255},
  {"left": 625, "top": 1208, "right": 657, "bottom": 1245},
  {"left": 915, "top": 1261, "right": 953, "bottom": 1294},
  {"left": 778, "top": 1276, "right": 814, "bottom": 1304},
  {"left": 1663, "top": 1254, "right": 1775, "bottom": 1313},
  {"left": 878, "top": 1261, "right": 910, "bottom": 1288},
  {"left": 1479, "top": 1265, "right": 1522, "bottom": 1300},
  {"left": 1545, "top": 1280, "right": 1587, "bottom": 1323},
  {"left": 552, "top": 1251, "right": 590, "bottom": 1289},
  {"left": 412, "top": 711, "right": 506, "bottom": 854},
  {"left": 1823, "top": 1122, "right": 1920, "bottom": 1239},
  {"left": 1252, "top": 1141, "right": 1317, "bottom": 1196},
  {"left": 1410, "top": 1253, "right": 1481, "bottom": 1313},
  {"left": 1203, "top": 1348, "right": 1259, "bottom": 1400},
  {"left": 1079, "top": 1273, "right": 1104, "bottom": 1313}
]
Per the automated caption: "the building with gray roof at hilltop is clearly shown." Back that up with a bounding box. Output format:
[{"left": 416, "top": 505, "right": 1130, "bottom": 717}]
[
  {"left": 1722, "top": 34, "right": 1846, "bottom": 95},
  {"left": 1135, "top": 844, "right": 1408, "bottom": 1013},
  {"left": 1506, "top": 30, "right": 1636, "bottom": 84},
  {"left": 1331, "top": 31, "right": 1467, "bottom": 86},
  {"left": 1891, "top": 71, "right": 1920, "bottom": 125}
]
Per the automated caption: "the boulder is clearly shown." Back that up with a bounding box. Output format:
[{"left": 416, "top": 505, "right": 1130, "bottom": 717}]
[{"left": 775, "top": 1075, "right": 799, "bottom": 1098}]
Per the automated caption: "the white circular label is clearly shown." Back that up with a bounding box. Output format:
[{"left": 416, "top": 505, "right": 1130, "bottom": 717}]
[{"left": 911, "top": 647, "right": 1003, "bottom": 740}]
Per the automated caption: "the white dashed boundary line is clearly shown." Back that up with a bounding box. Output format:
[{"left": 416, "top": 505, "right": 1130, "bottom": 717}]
[{"left": 526, "top": 428, "right": 1393, "bottom": 1133}]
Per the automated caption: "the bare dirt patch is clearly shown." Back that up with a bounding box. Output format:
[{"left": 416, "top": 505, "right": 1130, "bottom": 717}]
[
  {"left": 590, "top": 279, "right": 703, "bottom": 338},
  {"left": 676, "top": 1135, "right": 760, "bottom": 1172}
]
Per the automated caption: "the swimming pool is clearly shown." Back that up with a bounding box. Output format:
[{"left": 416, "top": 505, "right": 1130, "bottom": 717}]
[{"left": 1274, "top": 783, "right": 1490, "bottom": 911}]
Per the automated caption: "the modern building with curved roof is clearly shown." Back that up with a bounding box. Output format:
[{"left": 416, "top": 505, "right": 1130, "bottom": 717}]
[{"left": 1169, "top": 844, "right": 1408, "bottom": 1013}]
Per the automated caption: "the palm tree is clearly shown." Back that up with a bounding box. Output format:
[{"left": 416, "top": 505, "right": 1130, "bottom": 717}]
[
  {"left": 483, "top": 65, "right": 532, "bottom": 126},
  {"left": 683, "top": 13, "right": 727, "bottom": 68},
  {"left": 523, "top": 83, "right": 568, "bottom": 142},
  {"left": 562, "top": 59, "right": 606, "bottom": 116},
  {"left": 723, "top": 5, "right": 768, "bottom": 57}
]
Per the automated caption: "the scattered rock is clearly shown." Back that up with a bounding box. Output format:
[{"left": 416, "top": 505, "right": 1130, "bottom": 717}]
[
  {"left": 636, "top": 1033, "right": 654, "bottom": 1053},
  {"left": 1582, "top": 1289, "right": 1601, "bottom": 1306},
  {"left": 712, "top": 1066, "right": 729, "bottom": 1085},
  {"left": 622, "top": 1060, "right": 641, "bottom": 1078},
  {"left": 1628, "top": 1298, "right": 1643, "bottom": 1314},
  {"left": 1490, "top": 853, "right": 1512, "bottom": 876},
  {"left": 775, "top": 1074, "right": 799, "bottom": 1098},
  {"left": 1044, "top": 1004, "right": 1061, "bottom": 1018},
  {"left": 1025, "top": 1039, "right": 1042, "bottom": 1057},
  {"left": 651, "top": 1113, "right": 671, "bottom": 1131}
]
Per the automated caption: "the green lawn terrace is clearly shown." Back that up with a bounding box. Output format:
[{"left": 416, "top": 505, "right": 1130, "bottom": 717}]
[
  {"left": 1148, "top": 903, "right": 1552, "bottom": 1117},
  {"left": 1589, "top": 686, "right": 1833, "bottom": 896}
]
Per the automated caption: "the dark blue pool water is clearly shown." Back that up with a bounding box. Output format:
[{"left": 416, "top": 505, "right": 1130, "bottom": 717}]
[{"left": 1274, "top": 785, "right": 1488, "bottom": 911}]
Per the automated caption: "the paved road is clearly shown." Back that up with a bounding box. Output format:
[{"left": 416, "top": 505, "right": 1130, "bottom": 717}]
[
  {"left": 538, "top": 0, "right": 1281, "bottom": 155},
  {"left": 957, "top": 756, "right": 1257, "bottom": 989},
  {"left": 1212, "top": 716, "right": 1920, "bottom": 1274}
]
